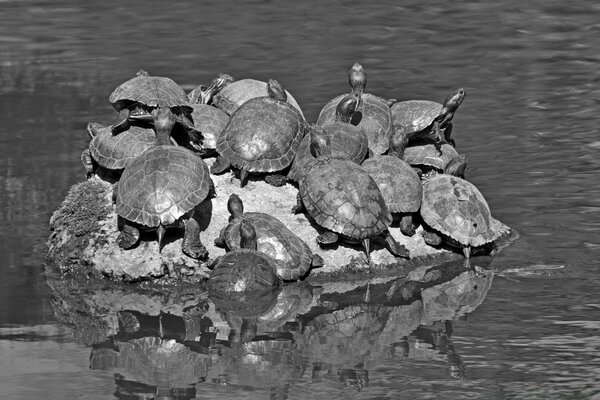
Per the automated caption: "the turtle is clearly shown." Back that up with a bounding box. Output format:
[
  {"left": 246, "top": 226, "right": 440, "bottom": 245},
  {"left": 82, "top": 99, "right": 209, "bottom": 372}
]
[
  {"left": 316, "top": 63, "right": 393, "bottom": 156},
  {"left": 212, "top": 76, "right": 305, "bottom": 118},
  {"left": 187, "top": 74, "right": 234, "bottom": 158},
  {"left": 114, "top": 108, "right": 213, "bottom": 258},
  {"left": 80, "top": 122, "right": 156, "bottom": 179},
  {"left": 420, "top": 174, "right": 508, "bottom": 258},
  {"left": 389, "top": 88, "right": 466, "bottom": 149},
  {"left": 293, "top": 128, "right": 410, "bottom": 262},
  {"left": 208, "top": 219, "right": 282, "bottom": 295},
  {"left": 109, "top": 69, "right": 202, "bottom": 151},
  {"left": 214, "top": 78, "right": 307, "bottom": 187},
  {"left": 402, "top": 142, "right": 463, "bottom": 178},
  {"left": 215, "top": 193, "right": 323, "bottom": 281},
  {"left": 287, "top": 95, "right": 368, "bottom": 183}
]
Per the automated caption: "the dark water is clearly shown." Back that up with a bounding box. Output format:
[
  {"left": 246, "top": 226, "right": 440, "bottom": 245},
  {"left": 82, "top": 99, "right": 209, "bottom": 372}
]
[{"left": 1, "top": 0, "right": 600, "bottom": 398}]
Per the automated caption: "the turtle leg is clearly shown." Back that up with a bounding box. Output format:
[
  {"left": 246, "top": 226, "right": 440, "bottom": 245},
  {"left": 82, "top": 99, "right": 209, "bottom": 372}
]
[
  {"left": 316, "top": 231, "right": 338, "bottom": 247},
  {"left": 311, "top": 254, "right": 324, "bottom": 268},
  {"left": 398, "top": 214, "right": 416, "bottom": 237},
  {"left": 81, "top": 149, "right": 94, "bottom": 178},
  {"left": 239, "top": 168, "right": 249, "bottom": 188},
  {"left": 211, "top": 156, "right": 231, "bottom": 174},
  {"left": 181, "top": 215, "right": 208, "bottom": 259},
  {"left": 432, "top": 120, "right": 444, "bottom": 155},
  {"left": 292, "top": 192, "right": 304, "bottom": 214},
  {"left": 383, "top": 230, "right": 410, "bottom": 259},
  {"left": 264, "top": 173, "right": 288, "bottom": 187},
  {"left": 443, "top": 123, "right": 456, "bottom": 147},
  {"left": 117, "top": 222, "right": 140, "bottom": 250}
]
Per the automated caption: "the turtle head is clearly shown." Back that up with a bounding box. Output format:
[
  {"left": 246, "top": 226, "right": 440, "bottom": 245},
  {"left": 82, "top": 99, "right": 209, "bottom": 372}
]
[
  {"left": 335, "top": 95, "right": 359, "bottom": 123},
  {"left": 239, "top": 219, "right": 258, "bottom": 250},
  {"left": 348, "top": 63, "right": 366, "bottom": 101},
  {"left": 216, "top": 73, "right": 235, "bottom": 88},
  {"left": 152, "top": 107, "right": 176, "bottom": 145},
  {"left": 227, "top": 193, "right": 244, "bottom": 218},
  {"left": 388, "top": 128, "right": 409, "bottom": 159},
  {"left": 267, "top": 79, "right": 287, "bottom": 102},
  {"left": 443, "top": 88, "right": 466, "bottom": 113},
  {"left": 309, "top": 125, "right": 331, "bottom": 158}
]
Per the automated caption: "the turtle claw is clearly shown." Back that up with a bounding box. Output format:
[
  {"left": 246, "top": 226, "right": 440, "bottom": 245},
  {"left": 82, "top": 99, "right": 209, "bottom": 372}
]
[{"left": 117, "top": 224, "right": 140, "bottom": 250}]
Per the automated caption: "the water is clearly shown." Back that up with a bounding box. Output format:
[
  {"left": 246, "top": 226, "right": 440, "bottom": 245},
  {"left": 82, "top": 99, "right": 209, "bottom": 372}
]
[{"left": 1, "top": 0, "right": 600, "bottom": 398}]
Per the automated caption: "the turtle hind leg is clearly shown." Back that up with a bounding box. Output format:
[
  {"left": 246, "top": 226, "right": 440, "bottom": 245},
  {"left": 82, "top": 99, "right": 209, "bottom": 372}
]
[
  {"left": 264, "top": 173, "right": 287, "bottom": 187},
  {"left": 317, "top": 231, "right": 338, "bottom": 246},
  {"left": 383, "top": 231, "right": 410, "bottom": 259},
  {"left": 181, "top": 216, "right": 208, "bottom": 260},
  {"left": 117, "top": 222, "right": 140, "bottom": 250}
]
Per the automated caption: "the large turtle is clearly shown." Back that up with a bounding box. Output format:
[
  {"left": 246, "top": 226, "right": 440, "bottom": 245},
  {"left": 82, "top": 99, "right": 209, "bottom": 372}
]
[
  {"left": 81, "top": 122, "right": 156, "bottom": 179},
  {"left": 212, "top": 76, "right": 305, "bottom": 118},
  {"left": 288, "top": 95, "right": 368, "bottom": 184},
  {"left": 209, "top": 219, "right": 282, "bottom": 294},
  {"left": 215, "top": 194, "right": 323, "bottom": 281},
  {"left": 390, "top": 88, "right": 466, "bottom": 148},
  {"left": 115, "top": 108, "right": 213, "bottom": 258},
  {"left": 214, "top": 79, "right": 307, "bottom": 187},
  {"left": 316, "top": 63, "right": 393, "bottom": 156},
  {"left": 293, "top": 128, "right": 409, "bottom": 262},
  {"left": 420, "top": 174, "right": 508, "bottom": 258}
]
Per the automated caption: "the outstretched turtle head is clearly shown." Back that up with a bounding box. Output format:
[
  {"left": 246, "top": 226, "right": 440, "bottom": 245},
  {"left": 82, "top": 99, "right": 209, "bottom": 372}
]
[
  {"left": 239, "top": 219, "right": 258, "bottom": 250},
  {"left": 227, "top": 193, "right": 244, "bottom": 219},
  {"left": 267, "top": 79, "right": 287, "bottom": 102}
]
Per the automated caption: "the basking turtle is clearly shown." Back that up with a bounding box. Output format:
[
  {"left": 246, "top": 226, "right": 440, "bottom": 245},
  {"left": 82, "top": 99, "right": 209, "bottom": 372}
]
[
  {"left": 215, "top": 194, "right": 323, "bottom": 281},
  {"left": 214, "top": 79, "right": 307, "bottom": 187},
  {"left": 212, "top": 76, "right": 305, "bottom": 118},
  {"left": 420, "top": 174, "right": 508, "bottom": 258},
  {"left": 390, "top": 88, "right": 466, "bottom": 148},
  {"left": 187, "top": 74, "right": 234, "bottom": 158},
  {"left": 288, "top": 95, "right": 368, "bottom": 183},
  {"left": 402, "top": 143, "right": 463, "bottom": 177},
  {"left": 115, "top": 108, "right": 213, "bottom": 258},
  {"left": 81, "top": 122, "right": 156, "bottom": 179},
  {"left": 293, "top": 128, "right": 409, "bottom": 262},
  {"left": 316, "top": 63, "right": 393, "bottom": 156},
  {"left": 209, "top": 219, "right": 282, "bottom": 294}
]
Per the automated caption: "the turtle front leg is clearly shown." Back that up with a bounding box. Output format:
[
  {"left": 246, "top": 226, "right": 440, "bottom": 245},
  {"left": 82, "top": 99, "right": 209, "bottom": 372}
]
[
  {"left": 442, "top": 123, "right": 456, "bottom": 147},
  {"left": 383, "top": 230, "right": 410, "bottom": 259},
  {"left": 181, "top": 215, "right": 208, "bottom": 260},
  {"left": 81, "top": 149, "right": 95, "bottom": 178},
  {"left": 117, "top": 221, "right": 140, "bottom": 249},
  {"left": 292, "top": 192, "right": 304, "bottom": 214},
  {"left": 316, "top": 231, "right": 338, "bottom": 247}
]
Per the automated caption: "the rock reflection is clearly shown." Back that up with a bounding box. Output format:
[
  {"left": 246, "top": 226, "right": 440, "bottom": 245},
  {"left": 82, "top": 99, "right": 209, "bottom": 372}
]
[{"left": 46, "top": 258, "right": 493, "bottom": 397}]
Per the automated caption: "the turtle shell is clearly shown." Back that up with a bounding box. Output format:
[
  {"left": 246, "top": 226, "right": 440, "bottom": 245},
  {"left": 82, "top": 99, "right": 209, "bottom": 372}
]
[
  {"left": 288, "top": 122, "right": 368, "bottom": 183},
  {"left": 116, "top": 145, "right": 212, "bottom": 227},
  {"left": 420, "top": 174, "right": 507, "bottom": 247},
  {"left": 299, "top": 157, "right": 391, "bottom": 239},
  {"left": 190, "top": 104, "right": 229, "bottom": 150},
  {"left": 109, "top": 73, "right": 192, "bottom": 114},
  {"left": 361, "top": 155, "right": 422, "bottom": 214},
  {"left": 213, "top": 78, "right": 305, "bottom": 118},
  {"left": 208, "top": 249, "right": 282, "bottom": 294},
  {"left": 88, "top": 123, "right": 156, "bottom": 170},
  {"left": 317, "top": 93, "right": 392, "bottom": 155},
  {"left": 390, "top": 100, "right": 441, "bottom": 134},
  {"left": 403, "top": 143, "right": 459, "bottom": 171},
  {"left": 216, "top": 96, "right": 306, "bottom": 173},
  {"left": 220, "top": 212, "right": 313, "bottom": 280}
]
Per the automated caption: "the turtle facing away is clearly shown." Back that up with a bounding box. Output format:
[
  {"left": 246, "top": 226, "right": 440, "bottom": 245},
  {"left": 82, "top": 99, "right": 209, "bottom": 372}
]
[
  {"left": 209, "top": 219, "right": 282, "bottom": 294},
  {"left": 316, "top": 63, "right": 393, "bottom": 156},
  {"left": 293, "top": 128, "right": 410, "bottom": 262},
  {"left": 214, "top": 79, "right": 307, "bottom": 187},
  {"left": 420, "top": 174, "right": 508, "bottom": 258},
  {"left": 114, "top": 109, "right": 213, "bottom": 258},
  {"left": 215, "top": 194, "right": 323, "bottom": 281}
]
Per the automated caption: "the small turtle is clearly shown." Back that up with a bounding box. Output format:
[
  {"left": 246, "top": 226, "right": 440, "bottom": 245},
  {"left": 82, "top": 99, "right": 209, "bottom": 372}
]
[
  {"left": 80, "top": 122, "right": 156, "bottom": 179},
  {"left": 288, "top": 95, "right": 368, "bottom": 183},
  {"left": 187, "top": 74, "right": 234, "bottom": 158},
  {"left": 402, "top": 142, "right": 464, "bottom": 178},
  {"left": 316, "top": 63, "right": 393, "bottom": 156},
  {"left": 215, "top": 194, "right": 323, "bottom": 281},
  {"left": 213, "top": 76, "right": 305, "bottom": 118},
  {"left": 115, "top": 108, "right": 213, "bottom": 258},
  {"left": 420, "top": 174, "right": 508, "bottom": 258},
  {"left": 208, "top": 219, "right": 282, "bottom": 294},
  {"left": 390, "top": 88, "right": 466, "bottom": 148},
  {"left": 293, "top": 128, "right": 409, "bottom": 262},
  {"left": 214, "top": 79, "right": 307, "bottom": 187}
]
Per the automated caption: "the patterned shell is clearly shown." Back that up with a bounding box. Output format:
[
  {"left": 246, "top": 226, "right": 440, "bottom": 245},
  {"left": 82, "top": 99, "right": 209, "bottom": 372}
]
[
  {"left": 220, "top": 212, "right": 313, "bottom": 280},
  {"left": 116, "top": 145, "right": 212, "bottom": 227},
  {"left": 213, "top": 78, "right": 305, "bottom": 118},
  {"left": 421, "top": 174, "right": 508, "bottom": 247},
  {"left": 403, "top": 143, "right": 459, "bottom": 170},
  {"left": 299, "top": 157, "right": 391, "bottom": 239},
  {"left": 390, "top": 100, "right": 442, "bottom": 134},
  {"left": 288, "top": 122, "right": 368, "bottom": 183},
  {"left": 317, "top": 93, "right": 393, "bottom": 155},
  {"left": 208, "top": 249, "right": 282, "bottom": 295},
  {"left": 109, "top": 74, "right": 192, "bottom": 114},
  {"left": 216, "top": 96, "right": 306, "bottom": 173},
  {"left": 190, "top": 104, "right": 229, "bottom": 150},
  {"left": 88, "top": 123, "right": 156, "bottom": 169},
  {"left": 361, "top": 155, "right": 422, "bottom": 214}
]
